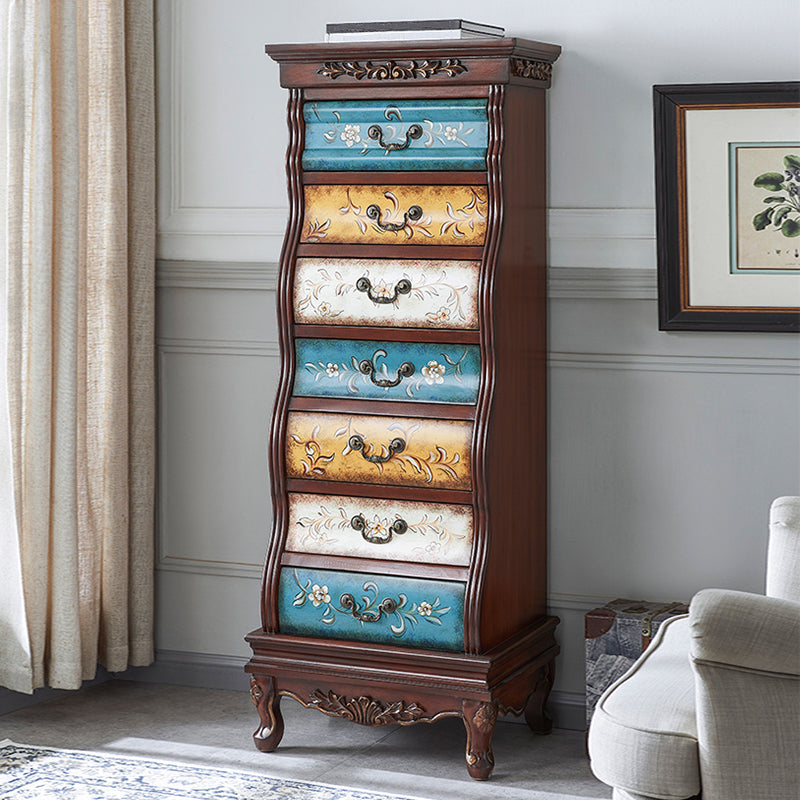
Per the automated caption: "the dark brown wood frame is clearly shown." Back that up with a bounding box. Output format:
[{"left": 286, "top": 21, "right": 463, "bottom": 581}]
[
  {"left": 248, "top": 37, "right": 561, "bottom": 781},
  {"left": 654, "top": 81, "right": 800, "bottom": 332}
]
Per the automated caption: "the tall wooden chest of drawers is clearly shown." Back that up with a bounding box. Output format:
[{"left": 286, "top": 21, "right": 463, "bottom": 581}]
[{"left": 246, "top": 35, "right": 561, "bottom": 780}]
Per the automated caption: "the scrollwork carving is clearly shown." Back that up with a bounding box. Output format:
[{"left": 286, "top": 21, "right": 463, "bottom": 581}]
[
  {"left": 286, "top": 689, "right": 426, "bottom": 726},
  {"left": 318, "top": 59, "right": 468, "bottom": 81},
  {"left": 510, "top": 57, "right": 553, "bottom": 82}
]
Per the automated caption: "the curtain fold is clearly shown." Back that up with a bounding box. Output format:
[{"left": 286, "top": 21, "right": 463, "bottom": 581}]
[{"left": 0, "top": 0, "right": 154, "bottom": 694}]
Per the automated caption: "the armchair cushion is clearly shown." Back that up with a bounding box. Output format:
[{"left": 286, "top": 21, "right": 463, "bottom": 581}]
[
  {"left": 588, "top": 615, "right": 699, "bottom": 800},
  {"left": 690, "top": 587, "right": 800, "bottom": 676}
]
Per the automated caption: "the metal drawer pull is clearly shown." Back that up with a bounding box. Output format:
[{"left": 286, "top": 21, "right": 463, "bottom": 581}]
[
  {"left": 358, "top": 356, "right": 415, "bottom": 388},
  {"left": 356, "top": 276, "right": 412, "bottom": 305},
  {"left": 366, "top": 203, "right": 423, "bottom": 232},
  {"left": 339, "top": 592, "right": 398, "bottom": 622},
  {"left": 350, "top": 514, "right": 408, "bottom": 544},
  {"left": 367, "top": 122, "right": 423, "bottom": 151},
  {"left": 348, "top": 434, "right": 405, "bottom": 463}
]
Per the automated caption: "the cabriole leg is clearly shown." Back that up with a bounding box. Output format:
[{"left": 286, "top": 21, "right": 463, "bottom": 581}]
[
  {"left": 462, "top": 699, "right": 498, "bottom": 780},
  {"left": 524, "top": 660, "right": 555, "bottom": 734},
  {"left": 249, "top": 674, "right": 284, "bottom": 752}
]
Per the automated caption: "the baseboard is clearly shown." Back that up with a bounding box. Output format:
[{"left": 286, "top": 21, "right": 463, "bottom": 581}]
[
  {"left": 0, "top": 669, "right": 115, "bottom": 717},
  {"left": 120, "top": 650, "right": 251, "bottom": 693},
  {"left": 117, "top": 649, "right": 587, "bottom": 731},
  {"left": 2, "top": 650, "right": 587, "bottom": 731}
]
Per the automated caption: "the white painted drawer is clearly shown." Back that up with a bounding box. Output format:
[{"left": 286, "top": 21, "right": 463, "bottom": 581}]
[{"left": 286, "top": 492, "right": 473, "bottom": 567}]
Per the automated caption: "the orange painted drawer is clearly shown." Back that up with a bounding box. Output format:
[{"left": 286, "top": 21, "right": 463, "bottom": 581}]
[
  {"left": 286, "top": 411, "right": 472, "bottom": 491},
  {"left": 302, "top": 185, "right": 488, "bottom": 246}
]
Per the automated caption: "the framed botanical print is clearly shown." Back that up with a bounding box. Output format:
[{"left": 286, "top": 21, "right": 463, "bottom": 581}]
[{"left": 654, "top": 82, "right": 800, "bottom": 331}]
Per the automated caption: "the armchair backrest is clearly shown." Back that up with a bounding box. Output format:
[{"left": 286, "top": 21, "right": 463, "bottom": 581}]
[{"left": 766, "top": 496, "right": 800, "bottom": 602}]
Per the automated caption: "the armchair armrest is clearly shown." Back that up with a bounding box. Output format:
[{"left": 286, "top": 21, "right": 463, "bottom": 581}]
[{"left": 690, "top": 588, "right": 800, "bottom": 676}]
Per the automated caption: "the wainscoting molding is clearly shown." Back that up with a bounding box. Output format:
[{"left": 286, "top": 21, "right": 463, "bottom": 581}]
[
  {"left": 157, "top": 260, "right": 279, "bottom": 292},
  {"left": 156, "top": 259, "right": 657, "bottom": 300},
  {"left": 550, "top": 351, "right": 800, "bottom": 376}
]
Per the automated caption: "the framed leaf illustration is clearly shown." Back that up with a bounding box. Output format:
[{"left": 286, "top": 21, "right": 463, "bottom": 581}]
[{"left": 654, "top": 82, "right": 800, "bottom": 331}]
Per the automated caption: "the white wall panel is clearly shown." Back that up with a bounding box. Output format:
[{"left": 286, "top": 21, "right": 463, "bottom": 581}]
[{"left": 157, "top": 344, "right": 279, "bottom": 577}]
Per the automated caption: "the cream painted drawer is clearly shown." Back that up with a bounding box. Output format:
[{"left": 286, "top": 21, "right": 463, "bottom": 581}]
[
  {"left": 286, "top": 492, "right": 473, "bottom": 566},
  {"left": 293, "top": 257, "right": 480, "bottom": 330}
]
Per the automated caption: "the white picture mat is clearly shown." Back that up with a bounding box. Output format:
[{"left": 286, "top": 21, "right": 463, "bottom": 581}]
[{"left": 685, "top": 106, "right": 800, "bottom": 308}]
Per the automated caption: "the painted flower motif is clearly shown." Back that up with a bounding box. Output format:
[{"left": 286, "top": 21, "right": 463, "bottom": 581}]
[
  {"left": 340, "top": 123, "right": 361, "bottom": 147},
  {"left": 309, "top": 584, "right": 331, "bottom": 606},
  {"left": 421, "top": 360, "right": 445, "bottom": 385},
  {"left": 373, "top": 281, "right": 393, "bottom": 300},
  {"left": 417, "top": 601, "right": 433, "bottom": 616},
  {"left": 325, "top": 363, "right": 339, "bottom": 377},
  {"left": 431, "top": 307, "right": 450, "bottom": 323},
  {"left": 368, "top": 517, "right": 390, "bottom": 542},
  {"left": 318, "top": 302, "right": 332, "bottom": 316},
  {"left": 444, "top": 125, "right": 458, "bottom": 141}
]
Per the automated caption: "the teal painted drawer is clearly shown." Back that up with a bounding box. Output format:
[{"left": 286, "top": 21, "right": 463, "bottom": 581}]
[
  {"left": 303, "top": 99, "right": 488, "bottom": 171},
  {"left": 294, "top": 339, "right": 480, "bottom": 405},
  {"left": 279, "top": 567, "right": 465, "bottom": 651}
]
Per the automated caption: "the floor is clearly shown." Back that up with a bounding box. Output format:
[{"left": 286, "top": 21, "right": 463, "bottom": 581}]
[{"left": 0, "top": 680, "right": 611, "bottom": 800}]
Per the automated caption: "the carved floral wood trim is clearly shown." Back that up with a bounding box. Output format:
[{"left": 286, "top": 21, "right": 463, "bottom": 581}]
[
  {"left": 510, "top": 57, "right": 553, "bottom": 82},
  {"left": 472, "top": 702, "right": 498, "bottom": 732},
  {"left": 281, "top": 689, "right": 437, "bottom": 725},
  {"left": 317, "top": 59, "right": 468, "bottom": 81}
]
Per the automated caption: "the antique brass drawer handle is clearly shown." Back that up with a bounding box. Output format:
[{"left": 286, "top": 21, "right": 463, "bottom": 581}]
[
  {"left": 355, "top": 276, "right": 412, "bottom": 305},
  {"left": 339, "top": 592, "right": 398, "bottom": 622},
  {"left": 366, "top": 203, "right": 423, "bottom": 232},
  {"left": 348, "top": 434, "right": 405, "bottom": 463},
  {"left": 367, "top": 122, "right": 423, "bottom": 151},
  {"left": 358, "top": 355, "right": 415, "bottom": 388},
  {"left": 350, "top": 513, "right": 409, "bottom": 544}
]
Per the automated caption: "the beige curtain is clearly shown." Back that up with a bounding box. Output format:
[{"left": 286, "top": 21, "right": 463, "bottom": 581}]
[{"left": 0, "top": 0, "right": 155, "bottom": 693}]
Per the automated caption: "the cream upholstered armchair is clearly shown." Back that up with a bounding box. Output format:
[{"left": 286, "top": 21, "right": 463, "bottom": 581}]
[{"left": 588, "top": 496, "right": 800, "bottom": 800}]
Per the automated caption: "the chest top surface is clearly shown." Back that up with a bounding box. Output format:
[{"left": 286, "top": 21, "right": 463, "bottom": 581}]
[{"left": 265, "top": 37, "right": 561, "bottom": 91}]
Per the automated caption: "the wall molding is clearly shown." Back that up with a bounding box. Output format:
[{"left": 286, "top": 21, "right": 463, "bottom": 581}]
[
  {"left": 157, "top": 555, "right": 263, "bottom": 579},
  {"left": 157, "top": 260, "right": 279, "bottom": 291},
  {"left": 157, "top": 337, "right": 281, "bottom": 358},
  {"left": 156, "top": 259, "right": 656, "bottom": 300},
  {"left": 550, "top": 351, "right": 800, "bottom": 376},
  {"left": 548, "top": 266, "right": 657, "bottom": 299}
]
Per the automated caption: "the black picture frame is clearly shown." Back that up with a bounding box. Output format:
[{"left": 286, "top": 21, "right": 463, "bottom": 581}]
[{"left": 654, "top": 82, "right": 800, "bottom": 332}]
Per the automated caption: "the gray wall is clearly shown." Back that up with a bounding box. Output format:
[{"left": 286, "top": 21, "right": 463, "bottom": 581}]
[{"left": 154, "top": 0, "right": 800, "bottom": 726}]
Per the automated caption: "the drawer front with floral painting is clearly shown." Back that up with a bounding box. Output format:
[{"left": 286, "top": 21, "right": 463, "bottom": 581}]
[
  {"left": 302, "top": 185, "right": 488, "bottom": 246},
  {"left": 303, "top": 98, "right": 488, "bottom": 171},
  {"left": 293, "top": 339, "right": 480, "bottom": 405},
  {"left": 285, "top": 492, "right": 474, "bottom": 566},
  {"left": 293, "top": 257, "right": 480, "bottom": 329},
  {"left": 285, "top": 411, "right": 472, "bottom": 491},
  {"left": 278, "top": 567, "right": 465, "bottom": 651}
]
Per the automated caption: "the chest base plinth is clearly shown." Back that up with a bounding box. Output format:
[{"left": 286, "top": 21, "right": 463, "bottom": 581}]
[{"left": 245, "top": 616, "right": 559, "bottom": 780}]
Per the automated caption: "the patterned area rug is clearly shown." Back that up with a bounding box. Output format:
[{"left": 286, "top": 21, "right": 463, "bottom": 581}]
[{"left": 0, "top": 740, "right": 424, "bottom": 800}]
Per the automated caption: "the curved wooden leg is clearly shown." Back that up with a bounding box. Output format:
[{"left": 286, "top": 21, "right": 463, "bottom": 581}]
[
  {"left": 524, "top": 660, "right": 555, "bottom": 735},
  {"left": 249, "top": 674, "right": 284, "bottom": 752},
  {"left": 462, "top": 699, "right": 498, "bottom": 780}
]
